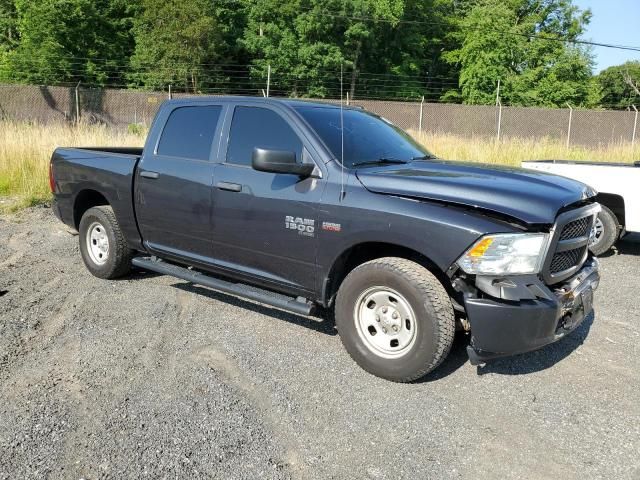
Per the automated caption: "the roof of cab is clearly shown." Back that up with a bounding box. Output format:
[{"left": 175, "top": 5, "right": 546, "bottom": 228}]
[{"left": 162, "top": 95, "right": 359, "bottom": 110}]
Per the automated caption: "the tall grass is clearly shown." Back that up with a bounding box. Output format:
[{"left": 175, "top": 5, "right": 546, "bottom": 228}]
[
  {"left": 0, "top": 122, "right": 145, "bottom": 211},
  {"left": 410, "top": 130, "right": 640, "bottom": 166},
  {"left": 0, "top": 121, "right": 638, "bottom": 212}
]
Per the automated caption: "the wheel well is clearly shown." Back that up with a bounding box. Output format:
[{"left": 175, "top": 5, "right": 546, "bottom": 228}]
[
  {"left": 324, "top": 242, "right": 450, "bottom": 306},
  {"left": 595, "top": 193, "right": 625, "bottom": 227},
  {"left": 73, "top": 190, "right": 109, "bottom": 229}
]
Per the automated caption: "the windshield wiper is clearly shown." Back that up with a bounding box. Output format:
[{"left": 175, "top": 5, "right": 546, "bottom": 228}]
[
  {"left": 411, "top": 154, "right": 438, "bottom": 160},
  {"left": 351, "top": 157, "right": 409, "bottom": 167}
]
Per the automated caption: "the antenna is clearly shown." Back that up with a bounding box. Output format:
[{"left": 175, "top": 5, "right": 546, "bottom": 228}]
[{"left": 340, "top": 63, "right": 345, "bottom": 201}]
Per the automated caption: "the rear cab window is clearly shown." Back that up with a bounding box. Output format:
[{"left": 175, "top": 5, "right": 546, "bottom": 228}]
[
  {"left": 226, "top": 106, "right": 303, "bottom": 166},
  {"left": 157, "top": 105, "right": 222, "bottom": 160}
]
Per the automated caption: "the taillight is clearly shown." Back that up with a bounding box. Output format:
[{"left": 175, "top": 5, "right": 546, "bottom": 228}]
[{"left": 49, "top": 162, "right": 55, "bottom": 193}]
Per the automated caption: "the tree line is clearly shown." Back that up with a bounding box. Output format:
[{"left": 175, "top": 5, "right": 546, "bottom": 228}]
[{"left": 0, "top": 0, "right": 638, "bottom": 109}]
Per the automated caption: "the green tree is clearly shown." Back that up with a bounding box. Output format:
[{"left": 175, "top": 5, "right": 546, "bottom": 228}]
[
  {"left": 595, "top": 61, "right": 640, "bottom": 109},
  {"left": 346, "top": 0, "right": 460, "bottom": 100},
  {"left": 443, "top": 0, "right": 595, "bottom": 107},
  {"left": 240, "top": 0, "right": 463, "bottom": 100},
  {"left": 241, "top": 0, "right": 419, "bottom": 98},
  {"left": 1, "top": 0, "right": 135, "bottom": 85},
  {"left": 0, "top": 0, "right": 18, "bottom": 49},
  {"left": 129, "top": 0, "right": 224, "bottom": 92},
  {"left": 241, "top": 0, "right": 344, "bottom": 97},
  {"left": 0, "top": 0, "right": 17, "bottom": 79}
]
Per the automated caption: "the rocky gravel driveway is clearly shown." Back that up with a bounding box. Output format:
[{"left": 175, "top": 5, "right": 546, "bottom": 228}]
[{"left": 1, "top": 207, "right": 639, "bottom": 479}]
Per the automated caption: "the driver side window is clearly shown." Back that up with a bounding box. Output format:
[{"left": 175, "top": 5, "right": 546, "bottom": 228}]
[{"left": 226, "top": 106, "right": 303, "bottom": 166}]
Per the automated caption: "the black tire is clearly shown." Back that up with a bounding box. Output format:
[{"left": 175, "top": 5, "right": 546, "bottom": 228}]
[
  {"left": 335, "top": 257, "right": 455, "bottom": 382},
  {"left": 78, "top": 206, "right": 134, "bottom": 279},
  {"left": 589, "top": 206, "right": 619, "bottom": 256}
]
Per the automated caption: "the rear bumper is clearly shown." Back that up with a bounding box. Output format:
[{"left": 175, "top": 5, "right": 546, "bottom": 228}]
[
  {"left": 51, "top": 197, "right": 76, "bottom": 231},
  {"left": 51, "top": 198, "right": 63, "bottom": 222},
  {"left": 464, "top": 258, "right": 599, "bottom": 365}
]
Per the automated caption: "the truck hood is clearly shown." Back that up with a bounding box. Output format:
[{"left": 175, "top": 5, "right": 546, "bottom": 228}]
[{"left": 355, "top": 160, "right": 596, "bottom": 225}]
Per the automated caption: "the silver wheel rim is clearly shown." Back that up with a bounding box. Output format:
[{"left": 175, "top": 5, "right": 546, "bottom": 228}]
[
  {"left": 589, "top": 217, "right": 604, "bottom": 246},
  {"left": 354, "top": 286, "right": 417, "bottom": 358},
  {"left": 86, "top": 221, "right": 109, "bottom": 265}
]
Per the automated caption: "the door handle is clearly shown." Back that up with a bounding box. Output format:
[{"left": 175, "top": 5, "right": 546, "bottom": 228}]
[
  {"left": 217, "top": 181, "right": 242, "bottom": 192},
  {"left": 140, "top": 170, "right": 160, "bottom": 179}
]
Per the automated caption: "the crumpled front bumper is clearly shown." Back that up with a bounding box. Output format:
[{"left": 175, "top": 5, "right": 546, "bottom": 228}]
[{"left": 464, "top": 257, "right": 600, "bottom": 365}]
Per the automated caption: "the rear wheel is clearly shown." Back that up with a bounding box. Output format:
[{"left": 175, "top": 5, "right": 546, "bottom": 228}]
[
  {"left": 589, "top": 206, "right": 619, "bottom": 256},
  {"left": 79, "top": 206, "right": 133, "bottom": 279},
  {"left": 335, "top": 257, "right": 455, "bottom": 382}
]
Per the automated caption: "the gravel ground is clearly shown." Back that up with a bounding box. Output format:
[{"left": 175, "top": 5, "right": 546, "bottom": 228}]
[{"left": 1, "top": 207, "right": 639, "bottom": 479}]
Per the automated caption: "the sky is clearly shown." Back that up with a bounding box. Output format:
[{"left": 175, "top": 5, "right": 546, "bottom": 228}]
[{"left": 574, "top": 0, "right": 640, "bottom": 72}]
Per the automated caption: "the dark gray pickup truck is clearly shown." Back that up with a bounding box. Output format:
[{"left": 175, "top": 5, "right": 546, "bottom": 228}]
[{"left": 50, "top": 97, "right": 600, "bottom": 382}]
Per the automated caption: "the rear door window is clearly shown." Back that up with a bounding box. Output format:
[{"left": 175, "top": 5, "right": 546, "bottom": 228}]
[
  {"left": 226, "top": 106, "right": 303, "bottom": 166},
  {"left": 157, "top": 105, "right": 222, "bottom": 160}
]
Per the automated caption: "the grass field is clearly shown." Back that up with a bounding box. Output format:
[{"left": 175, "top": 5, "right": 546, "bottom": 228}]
[
  {"left": 0, "top": 122, "right": 145, "bottom": 211},
  {"left": 410, "top": 130, "right": 640, "bottom": 166},
  {"left": 0, "top": 121, "right": 638, "bottom": 211}
]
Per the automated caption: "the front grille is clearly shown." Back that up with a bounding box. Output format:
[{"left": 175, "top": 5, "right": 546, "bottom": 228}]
[
  {"left": 559, "top": 217, "right": 591, "bottom": 240},
  {"left": 542, "top": 205, "right": 598, "bottom": 285},
  {"left": 550, "top": 246, "right": 587, "bottom": 273}
]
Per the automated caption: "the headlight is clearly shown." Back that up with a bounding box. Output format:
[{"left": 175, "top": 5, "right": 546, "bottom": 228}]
[{"left": 457, "top": 233, "right": 549, "bottom": 275}]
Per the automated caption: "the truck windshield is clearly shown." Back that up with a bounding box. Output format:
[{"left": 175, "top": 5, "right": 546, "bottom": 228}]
[{"left": 294, "top": 105, "right": 435, "bottom": 168}]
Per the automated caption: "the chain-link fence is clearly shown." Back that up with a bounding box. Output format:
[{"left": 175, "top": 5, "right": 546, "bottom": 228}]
[{"left": 1, "top": 83, "right": 638, "bottom": 147}]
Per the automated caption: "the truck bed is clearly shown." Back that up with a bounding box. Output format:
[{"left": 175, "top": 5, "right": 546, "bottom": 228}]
[
  {"left": 50, "top": 146, "right": 143, "bottom": 249},
  {"left": 522, "top": 159, "right": 640, "bottom": 232},
  {"left": 60, "top": 146, "right": 144, "bottom": 157},
  {"left": 526, "top": 159, "right": 640, "bottom": 168}
]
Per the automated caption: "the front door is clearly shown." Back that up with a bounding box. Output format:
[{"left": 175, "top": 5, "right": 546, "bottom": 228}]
[{"left": 211, "top": 104, "right": 326, "bottom": 294}]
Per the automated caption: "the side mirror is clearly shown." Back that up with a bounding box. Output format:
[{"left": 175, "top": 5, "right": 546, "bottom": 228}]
[{"left": 252, "top": 148, "right": 315, "bottom": 177}]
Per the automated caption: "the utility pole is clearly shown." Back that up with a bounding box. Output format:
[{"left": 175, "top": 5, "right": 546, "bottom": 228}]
[
  {"left": 75, "top": 81, "right": 81, "bottom": 125},
  {"left": 633, "top": 105, "right": 638, "bottom": 146},
  {"left": 566, "top": 103, "right": 573, "bottom": 148},
  {"left": 419, "top": 96, "right": 425, "bottom": 134},
  {"left": 266, "top": 64, "right": 271, "bottom": 98},
  {"left": 495, "top": 79, "right": 502, "bottom": 142}
]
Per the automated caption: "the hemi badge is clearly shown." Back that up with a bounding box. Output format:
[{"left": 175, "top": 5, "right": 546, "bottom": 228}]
[{"left": 322, "top": 222, "right": 342, "bottom": 232}]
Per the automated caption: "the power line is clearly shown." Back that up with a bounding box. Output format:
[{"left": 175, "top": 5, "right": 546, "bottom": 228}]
[
  {"left": 1, "top": 81, "right": 637, "bottom": 110},
  {"left": 293, "top": 8, "right": 640, "bottom": 53},
  {"left": 4, "top": 53, "right": 463, "bottom": 82}
]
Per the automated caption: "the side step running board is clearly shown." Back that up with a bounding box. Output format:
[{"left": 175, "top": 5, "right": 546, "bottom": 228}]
[{"left": 132, "top": 256, "right": 314, "bottom": 316}]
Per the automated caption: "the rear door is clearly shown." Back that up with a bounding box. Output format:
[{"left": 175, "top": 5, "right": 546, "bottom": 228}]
[
  {"left": 135, "top": 103, "right": 225, "bottom": 261},
  {"left": 211, "top": 103, "right": 327, "bottom": 294}
]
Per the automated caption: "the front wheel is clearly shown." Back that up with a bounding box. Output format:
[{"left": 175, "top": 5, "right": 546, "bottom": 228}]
[
  {"left": 335, "top": 258, "right": 455, "bottom": 382},
  {"left": 589, "top": 206, "right": 619, "bottom": 256}
]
